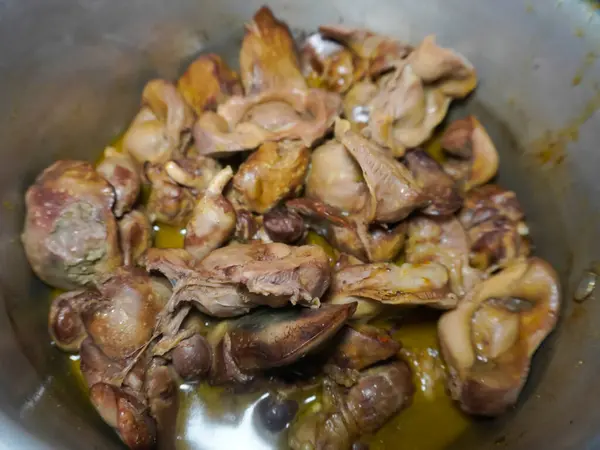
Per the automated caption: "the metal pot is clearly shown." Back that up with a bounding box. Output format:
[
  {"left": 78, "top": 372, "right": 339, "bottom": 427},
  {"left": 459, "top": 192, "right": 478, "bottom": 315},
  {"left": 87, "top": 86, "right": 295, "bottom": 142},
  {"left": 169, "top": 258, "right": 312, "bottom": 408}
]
[{"left": 0, "top": 0, "right": 599, "bottom": 448}]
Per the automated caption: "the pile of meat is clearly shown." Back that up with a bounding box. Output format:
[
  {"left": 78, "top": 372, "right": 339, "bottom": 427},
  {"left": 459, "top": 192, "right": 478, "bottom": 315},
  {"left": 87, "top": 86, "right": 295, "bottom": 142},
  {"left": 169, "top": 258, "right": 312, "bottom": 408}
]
[{"left": 21, "top": 7, "right": 560, "bottom": 450}]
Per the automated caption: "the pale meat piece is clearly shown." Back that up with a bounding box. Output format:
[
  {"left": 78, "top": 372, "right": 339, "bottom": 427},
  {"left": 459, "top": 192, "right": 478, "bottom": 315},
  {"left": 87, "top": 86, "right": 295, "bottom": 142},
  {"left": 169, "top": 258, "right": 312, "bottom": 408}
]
[
  {"left": 123, "top": 80, "right": 194, "bottom": 164},
  {"left": 142, "top": 242, "right": 331, "bottom": 318},
  {"left": 177, "top": 54, "right": 242, "bottom": 114},
  {"left": 144, "top": 162, "right": 195, "bottom": 226},
  {"left": 230, "top": 140, "right": 310, "bottom": 214},
  {"left": 438, "top": 258, "right": 560, "bottom": 416},
  {"left": 96, "top": 147, "right": 141, "bottom": 218},
  {"left": 22, "top": 160, "right": 122, "bottom": 290},
  {"left": 239, "top": 6, "right": 306, "bottom": 94},
  {"left": 163, "top": 156, "right": 223, "bottom": 191},
  {"left": 184, "top": 167, "right": 236, "bottom": 261},
  {"left": 342, "top": 80, "right": 378, "bottom": 130},
  {"left": 406, "top": 215, "right": 482, "bottom": 297},
  {"left": 194, "top": 87, "right": 341, "bottom": 156},
  {"left": 335, "top": 119, "right": 426, "bottom": 223},
  {"left": 118, "top": 210, "right": 152, "bottom": 267}
]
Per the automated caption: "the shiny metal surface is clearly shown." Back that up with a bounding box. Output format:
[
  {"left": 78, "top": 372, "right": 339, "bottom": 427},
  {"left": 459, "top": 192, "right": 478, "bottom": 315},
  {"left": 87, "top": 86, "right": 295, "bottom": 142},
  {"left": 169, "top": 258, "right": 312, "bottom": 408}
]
[{"left": 0, "top": 0, "right": 599, "bottom": 448}]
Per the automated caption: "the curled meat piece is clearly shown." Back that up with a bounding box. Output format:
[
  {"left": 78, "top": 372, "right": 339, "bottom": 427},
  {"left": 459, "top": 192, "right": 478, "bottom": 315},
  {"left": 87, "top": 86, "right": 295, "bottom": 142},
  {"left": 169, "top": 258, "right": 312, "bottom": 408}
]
[
  {"left": 144, "top": 162, "right": 195, "bottom": 226},
  {"left": 177, "top": 54, "right": 242, "bottom": 114},
  {"left": 406, "top": 215, "right": 482, "bottom": 297},
  {"left": 163, "top": 156, "right": 222, "bottom": 191},
  {"left": 263, "top": 207, "right": 305, "bottom": 244},
  {"left": 438, "top": 258, "right": 560, "bottom": 416},
  {"left": 335, "top": 119, "right": 426, "bottom": 223},
  {"left": 239, "top": 6, "right": 306, "bottom": 94},
  {"left": 184, "top": 167, "right": 236, "bottom": 260},
  {"left": 287, "top": 198, "right": 406, "bottom": 263},
  {"left": 301, "top": 32, "right": 368, "bottom": 93},
  {"left": 329, "top": 262, "right": 457, "bottom": 320},
  {"left": 49, "top": 290, "right": 101, "bottom": 352},
  {"left": 142, "top": 242, "right": 331, "bottom": 317},
  {"left": 404, "top": 149, "right": 462, "bottom": 216},
  {"left": 230, "top": 140, "right": 310, "bottom": 213},
  {"left": 366, "top": 65, "right": 450, "bottom": 155},
  {"left": 459, "top": 184, "right": 530, "bottom": 271},
  {"left": 118, "top": 210, "right": 152, "bottom": 267},
  {"left": 441, "top": 116, "right": 499, "bottom": 190},
  {"left": 289, "top": 361, "right": 414, "bottom": 450},
  {"left": 194, "top": 88, "right": 341, "bottom": 156},
  {"left": 318, "top": 25, "right": 412, "bottom": 75},
  {"left": 83, "top": 268, "right": 170, "bottom": 360},
  {"left": 408, "top": 35, "right": 477, "bottom": 98},
  {"left": 96, "top": 147, "right": 141, "bottom": 217},
  {"left": 22, "top": 160, "right": 122, "bottom": 290},
  {"left": 305, "top": 140, "right": 370, "bottom": 216},
  {"left": 123, "top": 80, "right": 194, "bottom": 164}
]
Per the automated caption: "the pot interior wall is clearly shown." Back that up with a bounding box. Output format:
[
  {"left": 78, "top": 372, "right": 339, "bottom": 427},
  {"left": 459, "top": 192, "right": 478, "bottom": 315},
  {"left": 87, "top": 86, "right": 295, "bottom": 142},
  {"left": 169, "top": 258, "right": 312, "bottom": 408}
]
[{"left": 0, "top": 0, "right": 599, "bottom": 449}]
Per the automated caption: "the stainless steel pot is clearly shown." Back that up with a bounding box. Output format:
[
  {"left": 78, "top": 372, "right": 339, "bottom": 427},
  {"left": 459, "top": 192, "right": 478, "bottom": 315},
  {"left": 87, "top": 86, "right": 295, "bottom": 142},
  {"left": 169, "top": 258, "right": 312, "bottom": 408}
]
[{"left": 1, "top": 0, "right": 599, "bottom": 448}]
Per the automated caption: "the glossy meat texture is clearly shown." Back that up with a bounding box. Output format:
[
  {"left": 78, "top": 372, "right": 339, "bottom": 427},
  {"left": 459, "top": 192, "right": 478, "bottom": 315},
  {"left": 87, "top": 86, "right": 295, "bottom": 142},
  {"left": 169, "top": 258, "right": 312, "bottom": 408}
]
[
  {"left": 335, "top": 119, "right": 426, "bottom": 223},
  {"left": 459, "top": 184, "right": 530, "bottom": 271},
  {"left": 441, "top": 116, "right": 499, "bottom": 190},
  {"left": 305, "top": 140, "right": 371, "bottom": 216},
  {"left": 22, "top": 160, "right": 122, "bottom": 290},
  {"left": 229, "top": 140, "right": 309, "bottom": 213},
  {"left": 342, "top": 80, "right": 378, "bottom": 130},
  {"left": 144, "top": 162, "right": 195, "bottom": 226},
  {"left": 166, "top": 303, "right": 356, "bottom": 385},
  {"left": 163, "top": 156, "right": 223, "bottom": 191},
  {"left": 263, "top": 207, "right": 305, "bottom": 244},
  {"left": 438, "top": 258, "right": 560, "bottom": 416},
  {"left": 406, "top": 215, "right": 482, "bottom": 297},
  {"left": 123, "top": 80, "right": 194, "bottom": 164},
  {"left": 96, "top": 147, "right": 141, "bottom": 217},
  {"left": 194, "top": 87, "right": 341, "bottom": 156},
  {"left": 118, "top": 210, "right": 152, "bottom": 267},
  {"left": 239, "top": 6, "right": 306, "bottom": 94},
  {"left": 142, "top": 242, "right": 331, "bottom": 317},
  {"left": 287, "top": 198, "right": 406, "bottom": 263},
  {"left": 404, "top": 149, "right": 462, "bottom": 216},
  {"left": 289, "top": 361, "right": 414, "bottom": 450},
  {"left": 177, "top": 54, "right": 242, "bottom": 115},
  {"left": 301, "top": 32, "right": 368, "bottom": 93},
  {"left": 184, "top": 167, "right": 236, "bottom": 260},
  {"left": 329, "top": 261, "right": 457, "bottom": 319}
]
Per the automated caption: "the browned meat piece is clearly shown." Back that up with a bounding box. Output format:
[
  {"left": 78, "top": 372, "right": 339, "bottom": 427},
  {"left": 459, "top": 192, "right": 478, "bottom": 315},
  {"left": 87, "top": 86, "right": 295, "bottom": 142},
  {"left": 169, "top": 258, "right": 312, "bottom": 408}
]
[
  {"left": 289, "top": 361, "right": 414, "bottom": 450},
  {"left": 404, "top": 149, "right": 462, "bottom": 216},
  {"left": 441, "top": 116, "right": 499, "bottom": 190},
  {"left": 406, "top": 215, "right": 482, "bottom": 297},
  {"left": 301, "top": 33, "right": 368, "bottom": 93},
  {"left": 324, "top": 324, "right": 401, "bottom": 386},
  {"left": 194, "top": 88, "right": 341, "bottom": 156},
  {"left": 229, "top": 140, "right": 310, "bottom": 213},
  {"left": 438, "top": 258, "right": 560, "bottom": 416},
  {"left": 287, "top": 198, "right": 406, "bottom": 263},
  {"left": 144, "top": 162, "right": 195, "bottom": 226},
  {"left": 177, "top": 54, "right": 242, "bottom": 114},
  {"left": 233, "top": 209, "right": 260, "bottom": 242},
  {"left": 239, "top": 6, "right": 306, "bottom": 94},
  {"left": 123, "top": 80, "right": 194, "bottom": 164},
  {"left": 459, "top": 184, "right": 530, "bottom": 271},
  {"left": 96, "top": 147, "right": 141, "bottom": 217},
  {"left": 83, "top": 268, "right": 170, "bottom": 360},
  {"left": 49, "top": 290, "right": 102, "bottom": 352},
  {"left": 118, "top": 210, "right": 152, "bottom": 267},
  {"left": 263, "top": 207, "right": 305, "bottom": 244},
  {"left": 335, "top": 119, "right": 426, "bottom": 223},
  {"left": 184, "top": 167, "right": 236, "bottom": 260},
  {"left": 142, "top": 242, "right": 331, "bottom": 318},
  {"left": 318, "top": 25, "right": 411, "bottom": 75},
  {"left": 328, "top": 261, "right": 456, "bottom": 320},
  {"left": 22, "top": 160, "right": 122, "bottom": 290},
  {"left": 305, "top": 140, "right": 371, "bottom": 216},
  {"left": 163, "top": 156, "right": 222, "bottom": 191}
]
